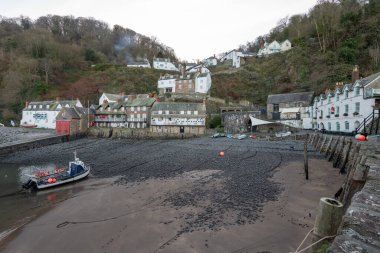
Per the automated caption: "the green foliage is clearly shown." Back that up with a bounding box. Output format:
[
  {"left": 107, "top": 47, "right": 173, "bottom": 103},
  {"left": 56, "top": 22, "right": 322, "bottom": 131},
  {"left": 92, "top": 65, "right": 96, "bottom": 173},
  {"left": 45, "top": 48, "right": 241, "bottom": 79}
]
[
  {"left": 208, "top": 115, "right": 222, "bottom": 129},
  {"left": 84, "top": 48, "right": 98, "bottom": 62},
  {"left": 31, "top": 81, "right": 49, "bottom": 97}
]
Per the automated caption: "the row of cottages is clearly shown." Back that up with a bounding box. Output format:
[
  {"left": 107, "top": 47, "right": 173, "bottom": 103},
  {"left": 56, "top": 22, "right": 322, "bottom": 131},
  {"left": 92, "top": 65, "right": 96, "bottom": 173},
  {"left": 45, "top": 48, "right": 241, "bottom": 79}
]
[
  {"left": 150, "top": 102, "right": 206, "bottom": 135},
  {"left": 267, "top": 92, "right": 314, "bottom": 128},
  {"left": 20, "top": 98, "right": 83, "bottom": 129},
  {"left": 94, "top": 95, "right": 156, "bottom": 128},
  {"left": 257, "top": 40, "right": 291, "bottom": 57},
  {"left": 153, "top": 57, "right": 179, "bottom": 71},
  {"left": 157, "top": 71, "right": 212, "bottom": 95},
  {"left": 307, "top": 66, "right": 380, "bottom": 133}
]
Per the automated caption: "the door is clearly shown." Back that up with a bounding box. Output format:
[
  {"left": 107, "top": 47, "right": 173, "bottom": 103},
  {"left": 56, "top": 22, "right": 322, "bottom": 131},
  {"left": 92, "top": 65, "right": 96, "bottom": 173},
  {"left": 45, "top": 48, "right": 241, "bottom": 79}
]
[{"left": 180, "top": 126, "right": 184, "bottom": 133}]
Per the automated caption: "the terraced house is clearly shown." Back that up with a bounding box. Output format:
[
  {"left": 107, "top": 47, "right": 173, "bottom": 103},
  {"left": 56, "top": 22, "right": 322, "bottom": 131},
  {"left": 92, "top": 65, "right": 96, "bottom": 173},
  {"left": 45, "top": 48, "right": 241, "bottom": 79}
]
[
  {"left": 150, "top": 102, "right": 206, "bottom": 135},
  {"left": 94, "top": 94, "right": 155, "bottom": 128},
  {"left": 308, "top": 66, "right": 380, "bottom": 134}
]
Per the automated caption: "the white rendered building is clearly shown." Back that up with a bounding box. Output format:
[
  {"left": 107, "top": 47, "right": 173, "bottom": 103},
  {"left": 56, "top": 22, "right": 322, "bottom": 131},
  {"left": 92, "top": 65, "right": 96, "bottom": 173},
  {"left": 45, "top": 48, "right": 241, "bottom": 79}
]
[
  {"left": 98, "top": 93, "right": 128, "bottom": 105},
  {"left": 203, "top": 56, "right": 218, "bottom": 67},
  {"left": 220, "top": 50, "right": 245, "bottom": 68},
  {"left": 257, "top": 40, "right": 291, "bottom": 57},
  {"left": 306, "top": 68, "right": 380, "bottom": 133},
  {"left": 127, "top": 59, "right": 151, "bottom": 68},
  {"left": 153, "top": 58, "right": 179, "bottom": 71},
  {"left": 20, "top": 99, "right": 83, "bottom": 129},
  {"left": 158, "top": 74, "right": 178, "bottom": 94},
  {"left": 195, "top": 72, "right": 212, "bottom": 93}
]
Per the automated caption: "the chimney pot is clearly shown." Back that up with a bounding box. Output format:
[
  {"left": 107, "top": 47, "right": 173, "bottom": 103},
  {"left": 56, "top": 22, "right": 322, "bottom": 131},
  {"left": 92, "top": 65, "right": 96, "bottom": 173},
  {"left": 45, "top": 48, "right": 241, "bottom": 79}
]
[{"left": 352, "top": 65, "right": 359, "bottom": 84}]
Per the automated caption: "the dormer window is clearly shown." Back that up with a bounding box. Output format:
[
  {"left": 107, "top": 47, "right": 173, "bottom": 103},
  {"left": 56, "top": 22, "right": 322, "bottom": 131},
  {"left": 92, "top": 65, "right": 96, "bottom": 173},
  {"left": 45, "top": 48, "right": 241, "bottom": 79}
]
[
  {"left": 355, "top": 87, "right": 360, "bottom": 96},
  {"left": 39, "top": 105, "right": 42, "bottom": 109},
  {"left": 46, "top": 105, "right": 50, "bottom": 109}
]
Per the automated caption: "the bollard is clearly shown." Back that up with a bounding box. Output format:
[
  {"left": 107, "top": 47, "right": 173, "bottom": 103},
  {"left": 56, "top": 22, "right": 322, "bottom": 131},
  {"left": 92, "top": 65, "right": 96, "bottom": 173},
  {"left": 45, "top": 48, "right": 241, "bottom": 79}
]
[{"left": 314, "top": 197, "right": 343, "bottom": 237}]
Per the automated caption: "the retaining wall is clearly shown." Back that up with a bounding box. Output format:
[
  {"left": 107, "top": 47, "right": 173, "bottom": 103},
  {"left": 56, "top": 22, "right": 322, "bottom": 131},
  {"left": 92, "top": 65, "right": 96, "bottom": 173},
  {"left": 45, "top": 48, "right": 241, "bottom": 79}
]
[
  {"left": 87, "top": 127, "right": 204, "bottom": 139},
  {"left": 0, "top": 134, "right": 73, "bottom": 156},
  {"left": 309, "top": 133, "right": 380, "bottom": 252}
]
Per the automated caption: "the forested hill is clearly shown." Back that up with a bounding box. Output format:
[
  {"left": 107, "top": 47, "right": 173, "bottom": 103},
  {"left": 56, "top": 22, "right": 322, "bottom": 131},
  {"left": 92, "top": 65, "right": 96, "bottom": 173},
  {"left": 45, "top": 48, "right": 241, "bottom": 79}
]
[
  {"left": 0, "top": 15, "right": 176, "bottom": 123},
  {"left": 211, "top": 0, "right": 380, "bottom": 105}
]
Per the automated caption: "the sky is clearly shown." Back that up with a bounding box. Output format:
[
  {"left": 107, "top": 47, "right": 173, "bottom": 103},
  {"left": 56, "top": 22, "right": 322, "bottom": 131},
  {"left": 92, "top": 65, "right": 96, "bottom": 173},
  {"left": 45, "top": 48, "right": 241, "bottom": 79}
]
[{"left": 1, "top": 0, "right": 317, "bottom": 61}]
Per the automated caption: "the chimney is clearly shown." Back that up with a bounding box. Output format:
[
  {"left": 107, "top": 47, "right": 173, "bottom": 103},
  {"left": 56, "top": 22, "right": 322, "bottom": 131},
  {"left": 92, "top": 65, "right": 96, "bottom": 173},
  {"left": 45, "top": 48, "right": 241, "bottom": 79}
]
[
  {"left": 181, "top": 64, "right": 186, "bottom": 77},
  {"left": 56, "top": 97, "right": 60, "bottom": 102},
  {"left": 352, "top": 65, "right": 359, "bottom": 84},
  {"left": 25, "top": 101, "right": 29, "bottom": 108}
]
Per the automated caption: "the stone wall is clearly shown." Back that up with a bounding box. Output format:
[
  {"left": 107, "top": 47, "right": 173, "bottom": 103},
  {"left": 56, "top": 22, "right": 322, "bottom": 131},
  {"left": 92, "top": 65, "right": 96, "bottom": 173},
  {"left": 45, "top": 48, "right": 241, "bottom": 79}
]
[
  {"left": 309, "top": 133, "right": 380, "bottom": 252},
  {"left": 88, "top": 127, "right": 204, "bottom": 139}
]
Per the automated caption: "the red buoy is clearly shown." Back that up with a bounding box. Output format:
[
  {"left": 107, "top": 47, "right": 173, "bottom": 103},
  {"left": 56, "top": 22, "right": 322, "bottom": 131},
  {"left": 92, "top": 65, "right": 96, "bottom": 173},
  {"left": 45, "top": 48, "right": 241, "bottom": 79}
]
[
  {"left": 219, "top": 151, "right": 225, "bottom": 156},
  {"left": 48, "top": 178, "right": 53, "bottom": 183},
  {"left": 52, "top": 178, "right": 57, "bottom": 183},
  {"left": 357, "top": 135, "right": 367, "bottom": 141}
]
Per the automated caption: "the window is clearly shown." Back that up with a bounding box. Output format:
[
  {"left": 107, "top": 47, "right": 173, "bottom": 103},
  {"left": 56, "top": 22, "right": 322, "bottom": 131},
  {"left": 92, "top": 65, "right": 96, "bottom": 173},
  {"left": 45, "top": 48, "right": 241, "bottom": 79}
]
[
  {"left": 355, "top": 87, "right": 360, "bottom": 96},
  {"left": 328, "top": 122, "right": 331, "bottom": 131},
  {"left": 336, "top": 122, "right": 340, "bottom": 131},
  {"left": 165, "top": 110, "right": 169, "bottom": 114},
  {"left": 355, "top": 102, "right": 360, "bottom": 113},
  {"left": 345, "top": 90, "right": 348, "bottom": 99},
  {"left": 328, "top": 97, "right": 331, "bottom": 103},
  {"left": 273, "top": 104, "right": 279, "bottom": 112},
  {"left": 194, "top": 111, "right": 198, "bottom": 115},
  {"left": 142, "top": 106, "right": 146, "bottom": 111},
  {"left": 137, "top": 107, "right": 140, "bottom": 111},
  {"left": 46, "top": 105, "right": 50, "bottom": 109},
  {"left": 158, "top": 110, "right": 162, "bottom": 114},
  {"left": 187, "top": 111, "right": 191, "bottom": 115},
  {"left": 328, "top": 108, "right": 331, "bottom": 114},
  {"left": 345, "top": 121, "right": 349, "bottom": 130},
  {"left": 345, "top": 104, "right": 349, "bottom": 113},
  {"left": 33, "top": 105, "right": 36, "bottom": 109},
  {"left": 39, "top": 105, "right": 42, "bottom": 109},
  {"left": 180, "top": 111, "right": 184, "bottom": 114},
  {"left": 336, "top": 106, "right": 340, "bottom": 115},
  {"left": 131, "top": 107, "right": 135, "bottom": 111},
  {"left": 336, "top": 94, "right": 339, "bottom": 101}
]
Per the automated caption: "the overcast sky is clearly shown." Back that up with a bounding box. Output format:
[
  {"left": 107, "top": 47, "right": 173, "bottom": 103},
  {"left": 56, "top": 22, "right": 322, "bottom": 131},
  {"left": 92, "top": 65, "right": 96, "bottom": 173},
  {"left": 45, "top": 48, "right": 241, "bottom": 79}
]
[{"left": 1, "top": 0, "right": 317, "bottom": 61}]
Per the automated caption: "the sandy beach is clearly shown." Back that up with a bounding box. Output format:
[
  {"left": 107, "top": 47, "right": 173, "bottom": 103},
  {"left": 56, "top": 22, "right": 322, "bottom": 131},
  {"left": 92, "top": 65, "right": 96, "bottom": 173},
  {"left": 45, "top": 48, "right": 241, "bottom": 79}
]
[{"left": 0, "top": 137, "right": 344, "bottom": 252}]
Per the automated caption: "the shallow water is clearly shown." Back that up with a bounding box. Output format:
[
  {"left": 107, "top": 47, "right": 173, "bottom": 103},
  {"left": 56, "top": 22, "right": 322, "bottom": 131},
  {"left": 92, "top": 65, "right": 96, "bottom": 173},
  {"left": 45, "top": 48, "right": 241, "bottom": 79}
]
[{"left": 0, "top": 163, "right": 83, "bottom": 233}]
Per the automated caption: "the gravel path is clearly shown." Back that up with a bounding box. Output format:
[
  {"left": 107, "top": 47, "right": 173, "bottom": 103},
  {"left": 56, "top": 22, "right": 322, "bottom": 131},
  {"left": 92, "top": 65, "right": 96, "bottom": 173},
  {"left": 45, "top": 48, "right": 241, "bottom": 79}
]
[{"left": 1, "top": 137, "right": 323, "bottom": 233}]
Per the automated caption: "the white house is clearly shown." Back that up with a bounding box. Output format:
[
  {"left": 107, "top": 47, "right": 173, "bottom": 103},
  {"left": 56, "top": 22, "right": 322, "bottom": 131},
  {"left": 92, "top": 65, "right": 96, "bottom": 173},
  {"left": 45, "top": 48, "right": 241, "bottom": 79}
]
[
  {"left": 195, "top": 72, "right": 212, "bottom": 93},
  {"left": 20, "top": 99, "right": 83, "bottom": 129},
  {"left": 153, "top": 57, "right": 179, "bottom": 71},
  {"left": 185, "top": 63, "right": 210, "bottom": 74},
  {"left": 98, "top": 93, "right": 128, "bottom": 105},
  {"left": 158, "top": 74, "right": 178, "bottom": 94},
  {"left": 219, "top": 50, "right": 245, "bottom": 68},
  {"left": 306, "top": 67, "right": 380, "bottom": 133},
  {"left": 127, "top": 59, "right": 151, "bottom": 68},
  {"left": 257, "top": 40, "right": 291, "bottom": 57},
  {"left": 203, "top": 56, "right": 218, "bottom": 67}
]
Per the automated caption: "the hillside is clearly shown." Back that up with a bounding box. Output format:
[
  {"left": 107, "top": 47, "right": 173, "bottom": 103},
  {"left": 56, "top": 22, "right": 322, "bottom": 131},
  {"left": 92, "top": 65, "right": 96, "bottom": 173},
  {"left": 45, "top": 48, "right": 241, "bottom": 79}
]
[
  {"left": 0, "top": 15, "right": 176, "bottom": 123},
  {"left": 212, "top": 0, "right": 380, "bottom": 105}
]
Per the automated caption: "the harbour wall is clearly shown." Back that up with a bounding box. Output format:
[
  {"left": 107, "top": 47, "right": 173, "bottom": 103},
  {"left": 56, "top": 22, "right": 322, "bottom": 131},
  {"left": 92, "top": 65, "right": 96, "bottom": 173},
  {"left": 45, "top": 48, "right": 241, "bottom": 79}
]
[
  {"left": 308, "top": 133, "right": 380, "bottom": 252},
  {"left": 0, "top": 134, "right": 77, "bottom": 156}
]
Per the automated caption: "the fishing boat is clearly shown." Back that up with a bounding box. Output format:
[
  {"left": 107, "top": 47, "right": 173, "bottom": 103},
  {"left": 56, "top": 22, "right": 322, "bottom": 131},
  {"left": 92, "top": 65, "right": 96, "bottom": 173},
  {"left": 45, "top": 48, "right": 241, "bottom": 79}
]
[{"left": 22, "top": 152, "right": 90, "bottom": 190}]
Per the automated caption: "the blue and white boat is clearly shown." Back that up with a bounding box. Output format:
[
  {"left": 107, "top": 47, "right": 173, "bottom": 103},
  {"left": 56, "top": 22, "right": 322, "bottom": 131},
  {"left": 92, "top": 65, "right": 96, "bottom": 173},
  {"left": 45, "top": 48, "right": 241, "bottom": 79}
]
[{"left": 22, "top": 152, "right": 90, "bottom": 190}]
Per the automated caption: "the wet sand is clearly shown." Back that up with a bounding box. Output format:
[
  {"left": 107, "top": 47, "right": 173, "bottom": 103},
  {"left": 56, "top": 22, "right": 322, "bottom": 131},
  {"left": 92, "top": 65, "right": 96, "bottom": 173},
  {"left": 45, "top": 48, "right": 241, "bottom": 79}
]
[{"left": 1, "top": 158, "right": 344, "bottom": 253}]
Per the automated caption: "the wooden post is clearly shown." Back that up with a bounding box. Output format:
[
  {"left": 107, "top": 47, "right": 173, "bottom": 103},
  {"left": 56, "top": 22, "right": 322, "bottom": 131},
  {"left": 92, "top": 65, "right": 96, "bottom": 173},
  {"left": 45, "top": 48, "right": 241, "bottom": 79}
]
[
  {"left": 316, "top": 134, "right": 322, "bottom": 149},
  {"left": 339, "top": 139, "right": 352, "bottom": 174},
  {"left": 324, "top": 136, "right": 333, "bottom": 158},
  {"left": 314, "top": 197, "right": 343, "bottom": 237},
  {"left": 328, "top": 136, "right": 341, "bottom": 161},
  {"left": 304, "top": 133, "right": 309, "bottom": 180},
  {"left": 319, "top": 135, "right": 328, "bottom": 153},
  {"left": 333, "top": 137, "right": 346, "bottom": 168}
]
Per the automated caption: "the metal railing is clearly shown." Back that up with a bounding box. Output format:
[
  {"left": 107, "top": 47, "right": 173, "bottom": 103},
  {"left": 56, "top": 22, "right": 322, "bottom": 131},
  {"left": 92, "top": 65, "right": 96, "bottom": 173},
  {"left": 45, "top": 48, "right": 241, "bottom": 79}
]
[{"left": 355, "top": 109, "right": 380, "bottom": 135}]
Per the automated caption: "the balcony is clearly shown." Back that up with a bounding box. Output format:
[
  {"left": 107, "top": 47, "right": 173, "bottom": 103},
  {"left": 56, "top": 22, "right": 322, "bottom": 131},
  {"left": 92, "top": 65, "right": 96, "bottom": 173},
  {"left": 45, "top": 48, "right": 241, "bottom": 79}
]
[
  {"left": 95, "top": 116, "right": 125, "bottom": 122},
  {"left": 127, "top": 118, "right": 147, "bottom": 122}
]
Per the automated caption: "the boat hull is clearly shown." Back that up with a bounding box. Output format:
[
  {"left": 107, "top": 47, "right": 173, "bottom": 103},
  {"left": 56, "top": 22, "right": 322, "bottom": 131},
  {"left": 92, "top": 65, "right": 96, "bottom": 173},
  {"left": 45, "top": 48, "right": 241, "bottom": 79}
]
[{"left": 36, "top": 168, "right": 90, "bottom": 190}]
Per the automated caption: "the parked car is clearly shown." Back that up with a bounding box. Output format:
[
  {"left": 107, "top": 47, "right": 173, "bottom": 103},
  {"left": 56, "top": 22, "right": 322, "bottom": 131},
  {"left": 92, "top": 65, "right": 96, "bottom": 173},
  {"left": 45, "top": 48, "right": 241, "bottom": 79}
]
[
  {"left": 0, "top": 123, "right": 4, "bottom": 127},
  {"left": 211, "top": 133, "right": 221, "bottom": 138}
]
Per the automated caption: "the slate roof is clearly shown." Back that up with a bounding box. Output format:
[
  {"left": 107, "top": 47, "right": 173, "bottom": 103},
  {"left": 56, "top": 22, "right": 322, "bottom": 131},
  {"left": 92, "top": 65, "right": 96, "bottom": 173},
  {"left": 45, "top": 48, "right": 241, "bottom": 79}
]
[
  {"left": 24, "top": 100, "right": 79, "bottom": 111},
  {"left": 267, "top": 92, "right": 314, "bottom": 104},
  {"left": 151, "top": 102, "right": 206, "bottom": 114},
  {"left": 357, "top": 72, "right": 380, "bottom": 87},
  {"left": 126, "top": 97, "right": 156, "bottom": 107},
  {"left": 103, "top": 93, "right": 127, "bottom": 102}
]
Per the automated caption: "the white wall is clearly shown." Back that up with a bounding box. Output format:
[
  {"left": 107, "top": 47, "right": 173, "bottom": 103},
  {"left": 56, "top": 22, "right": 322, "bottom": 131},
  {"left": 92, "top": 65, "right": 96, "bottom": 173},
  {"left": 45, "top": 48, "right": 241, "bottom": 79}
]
[
  {"left": 306, "top": 87, "right": 375, "bottom": 132},
  {"left": 151, "top": 116, "right": 205, "bottom": 126},
  {"left": 195, "top": 73, "right": 212, "bottom": 93},
  {"left": 153, "top": 59, "right": 179, "bottom": 71},
  {"left": 21, "top": 110, "right": 59, "bottom": 129},
  {"left": 157, "top": 78, "right": 176, "bottom": 92}
]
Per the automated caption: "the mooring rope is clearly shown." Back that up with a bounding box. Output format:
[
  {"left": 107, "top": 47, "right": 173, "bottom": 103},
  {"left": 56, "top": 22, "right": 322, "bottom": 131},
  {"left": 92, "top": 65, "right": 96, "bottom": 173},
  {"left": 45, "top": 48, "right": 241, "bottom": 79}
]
[{"left": 290, "top": 228, "right": 336, "bottom": 253}]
